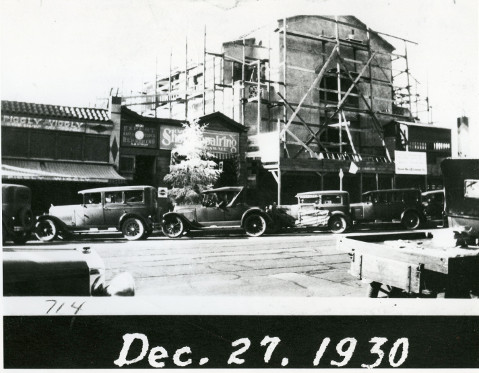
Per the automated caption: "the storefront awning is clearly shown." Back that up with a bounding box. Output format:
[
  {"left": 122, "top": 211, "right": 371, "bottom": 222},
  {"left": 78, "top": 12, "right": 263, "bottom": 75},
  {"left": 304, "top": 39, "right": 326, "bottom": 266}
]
[{"left": 1, "top": 159, "right": 125, "bottom": 183}]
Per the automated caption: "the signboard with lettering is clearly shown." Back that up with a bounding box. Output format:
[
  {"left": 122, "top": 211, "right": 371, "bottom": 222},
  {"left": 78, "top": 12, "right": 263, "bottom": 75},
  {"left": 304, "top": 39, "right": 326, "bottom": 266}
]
[
  {"left": 159, "top": 125, "right": 239, "bottom": 156},
  {"left": 121, "top": 123, "right": 157, "bottom": 148},
  {"left": 2, "top": 115, "right": 86, "bottom": 132},
  {"left": 394, "top": 150, "right": 427, "bottom": 175}
]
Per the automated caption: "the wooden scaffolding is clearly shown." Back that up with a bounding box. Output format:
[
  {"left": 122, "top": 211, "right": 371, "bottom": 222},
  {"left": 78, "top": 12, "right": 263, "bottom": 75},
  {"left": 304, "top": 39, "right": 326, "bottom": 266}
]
[{"left": 120, "top": 16, "right": 429, "bottom": 203}]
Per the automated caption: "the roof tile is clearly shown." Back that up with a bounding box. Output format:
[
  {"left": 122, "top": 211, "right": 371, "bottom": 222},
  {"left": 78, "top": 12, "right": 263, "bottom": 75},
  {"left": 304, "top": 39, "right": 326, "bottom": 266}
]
[{"left": 1, "top": 100, "right": 111, "bottom": 123}]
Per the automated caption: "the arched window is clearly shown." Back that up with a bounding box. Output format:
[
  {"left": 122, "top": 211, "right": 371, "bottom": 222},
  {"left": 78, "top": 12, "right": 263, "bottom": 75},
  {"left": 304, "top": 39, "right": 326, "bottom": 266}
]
[{"left": 319, "top": 69, "right": 359, "bottom": 108}]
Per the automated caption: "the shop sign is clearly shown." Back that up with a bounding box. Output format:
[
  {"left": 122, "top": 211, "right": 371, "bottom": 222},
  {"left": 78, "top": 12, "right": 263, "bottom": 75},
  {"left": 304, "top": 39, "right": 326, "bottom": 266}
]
[
  {"left": 2, "top": 115, "right": 85, "bottom": 132},
  {"left": 121, "top": 123, "right": 157, "bottom": 148},
  {"left": 246, "top": 133, "right": 279, "bottom": 162},
  {"left": 394, "top": 150, "right": 427, "bottom": 175},
  {"left": 159, "top": 125, "right": 239, "bottom": 155}
]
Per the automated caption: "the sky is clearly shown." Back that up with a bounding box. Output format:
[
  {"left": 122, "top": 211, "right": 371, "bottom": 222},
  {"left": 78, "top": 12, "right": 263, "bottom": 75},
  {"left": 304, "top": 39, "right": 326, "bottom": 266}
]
[{"left": 1, "top": 0, "right": 478, "bottom": 152}]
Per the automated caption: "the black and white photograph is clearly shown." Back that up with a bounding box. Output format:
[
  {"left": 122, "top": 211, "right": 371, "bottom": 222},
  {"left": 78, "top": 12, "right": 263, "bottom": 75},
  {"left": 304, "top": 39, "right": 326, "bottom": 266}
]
[{"left": 1, "top": 0, "right": 479, "bottom": 369}]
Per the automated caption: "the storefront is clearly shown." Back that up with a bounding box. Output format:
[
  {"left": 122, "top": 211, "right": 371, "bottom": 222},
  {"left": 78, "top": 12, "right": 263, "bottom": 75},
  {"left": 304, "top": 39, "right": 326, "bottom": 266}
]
[
  {"left": 115, "top": 105, "right": 248, "bottom": 189},
  {"left": 1, "top": 100, "right": 125, "bottom": 214}
]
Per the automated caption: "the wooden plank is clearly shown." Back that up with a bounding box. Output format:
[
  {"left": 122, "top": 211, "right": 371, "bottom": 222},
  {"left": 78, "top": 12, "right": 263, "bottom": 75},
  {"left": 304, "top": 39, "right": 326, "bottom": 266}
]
[
  {"left": 339, "top": 234, "right": 479, "bottom": 275},
  {"left": 351, "top": 253, "right": 421, "bottom": 293}
]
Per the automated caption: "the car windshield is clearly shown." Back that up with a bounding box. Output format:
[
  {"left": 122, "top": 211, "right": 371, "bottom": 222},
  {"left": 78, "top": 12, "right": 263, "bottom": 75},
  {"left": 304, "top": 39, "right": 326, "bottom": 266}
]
[{"left": 202, "top": 193, "right": 218, "bottom": 207}]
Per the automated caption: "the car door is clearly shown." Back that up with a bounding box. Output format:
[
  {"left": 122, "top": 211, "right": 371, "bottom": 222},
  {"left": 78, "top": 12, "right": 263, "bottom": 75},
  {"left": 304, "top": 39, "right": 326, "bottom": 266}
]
[
  {"left": 385, "top": 192, "right": 405, "bottom": 220},
  {"left": 372, "top": 191, "right": 390, "bottom": 220},
  {"left": 223, "top": 192, "right": 246, "bottom": 226},
  {"left": 360, "top": 192, "right": 375, "bottom": 220},
  {"left": 103, "top": 191, "right": 125, "bottom": 227},
  {"left": 196, "top": 193, "right": 225, "bottom": 226},
  {"left": 196, "top": 206, "right": 225, "bottom": 226},
  {"left": 78, "top": 192, "right": 104, "bottom": 228}
]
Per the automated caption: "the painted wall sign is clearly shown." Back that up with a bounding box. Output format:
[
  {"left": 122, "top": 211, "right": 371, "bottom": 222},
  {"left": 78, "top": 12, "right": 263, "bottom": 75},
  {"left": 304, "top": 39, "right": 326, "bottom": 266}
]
[
  {"left": 2, "top": 115, "right": 85, "bottom": 132},
  {"left": 121, "top": 123, "right": 157, "bottom": 148},
  {"left": 394, "top": 150, "right": 427, "bottom": 175},
  {"left": 159, "top": 125, "right": 239, "bottom": 155}
]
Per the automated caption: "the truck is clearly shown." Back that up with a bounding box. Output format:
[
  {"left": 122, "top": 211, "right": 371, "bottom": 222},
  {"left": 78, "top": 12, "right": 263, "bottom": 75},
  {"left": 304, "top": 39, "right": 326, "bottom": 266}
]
[{"left": 338, "top": 158, "right": 479, "bottom": 298}]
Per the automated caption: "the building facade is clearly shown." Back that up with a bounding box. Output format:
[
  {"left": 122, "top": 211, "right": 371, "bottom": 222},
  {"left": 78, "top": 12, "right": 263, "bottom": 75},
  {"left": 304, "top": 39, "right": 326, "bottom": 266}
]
[
  {"left": 1, "top": 100, "right": 124, "bottom": 214},
  {"left": 124, "top": 16, "right": 453, "bottom": 203},
  {"left": 111, "top": 100, "right": 248, "bottom": 189}
]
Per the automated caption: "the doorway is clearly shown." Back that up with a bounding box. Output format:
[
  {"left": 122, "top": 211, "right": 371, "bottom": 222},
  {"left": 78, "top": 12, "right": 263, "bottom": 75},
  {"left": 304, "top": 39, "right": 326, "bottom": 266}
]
[{"left": 134, "top": 155, "right": 155, "bottom": 185}]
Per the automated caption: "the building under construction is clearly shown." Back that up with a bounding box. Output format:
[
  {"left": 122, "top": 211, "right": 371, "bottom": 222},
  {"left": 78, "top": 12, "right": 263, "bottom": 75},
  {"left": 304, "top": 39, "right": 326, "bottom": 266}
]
[{"left": 123, "top": 15, "right": 451, "bottom": 204}]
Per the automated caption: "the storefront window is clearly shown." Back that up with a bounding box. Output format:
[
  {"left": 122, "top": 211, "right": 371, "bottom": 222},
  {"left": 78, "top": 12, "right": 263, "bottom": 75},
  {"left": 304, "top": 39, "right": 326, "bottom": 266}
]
[
  {"left": 57, "top": 133, "right": 83, "bottom": 160},
  {"left": 84, "top": 136, "right": 109, "bottom": 162},
  {"left": 30, "top": 131, "right": 56, "bottom": 159},
  {"left": 1, "top": 127, "right": 29, "bottom": 157}
]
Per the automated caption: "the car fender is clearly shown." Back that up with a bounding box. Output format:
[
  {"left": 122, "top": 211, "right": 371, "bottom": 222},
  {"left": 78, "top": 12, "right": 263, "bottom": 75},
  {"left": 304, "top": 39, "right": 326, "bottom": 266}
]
[
  {"left": 118, "top": 213, "right": 151, "bottom": 231},
  {"left": 329, "top": 210, "right": 352, "bottom": 225},
  {"left": 36, "top": 214, "right": 70, "bottom": 233},
  {"left": 161, "top": 212, "right": 196, "bottom": 229},
  {"left": 400, "top": 208, "right": 425, "bottom": 222},
  {"left": 241, "top": 208, "right": 272, "bottom": 227}
]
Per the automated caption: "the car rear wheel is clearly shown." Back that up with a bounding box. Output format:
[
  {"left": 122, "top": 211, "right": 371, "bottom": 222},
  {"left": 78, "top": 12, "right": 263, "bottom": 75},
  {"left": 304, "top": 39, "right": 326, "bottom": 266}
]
[
  {"left": 35, "top": 218, "right": 58, "bottom": 242},
  {"left": 162, "top": 216, "right": 185, "bottom": 238},
  {"left": 244, "top": 214, "right": 267, "bottom": 237},
  {"left": 402, "top": 211, "right": 421, "bottom": 230},
  {"left": 122, "top": 217, "right": 145, "bottom": 241},
  {"left": 328, "top": 215, "right": 348, "bottom": 233}
]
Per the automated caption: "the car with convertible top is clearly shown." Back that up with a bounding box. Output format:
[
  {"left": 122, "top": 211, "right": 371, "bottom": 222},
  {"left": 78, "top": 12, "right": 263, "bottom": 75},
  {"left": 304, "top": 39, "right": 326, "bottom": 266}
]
[{"left": 161, "top": 186, "right": 272, "bottom": 237}]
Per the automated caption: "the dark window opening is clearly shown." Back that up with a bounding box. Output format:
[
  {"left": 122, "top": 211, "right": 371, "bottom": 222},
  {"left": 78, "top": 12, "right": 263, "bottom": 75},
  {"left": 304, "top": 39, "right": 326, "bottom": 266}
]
[
  {"left": 120, "top": 156, "right": 135, "bottom": 172},
  {"left": 232, "top": 61, "right": 265, "bottom": 83},
  {"left": 319, "top": 69, "right": 359, "bottom": 108}
]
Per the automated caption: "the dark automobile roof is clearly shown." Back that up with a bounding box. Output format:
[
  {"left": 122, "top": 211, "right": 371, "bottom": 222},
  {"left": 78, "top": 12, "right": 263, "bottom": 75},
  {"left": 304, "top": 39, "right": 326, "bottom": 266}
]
[
  {"left": 363, "top": 188, "right": 420, "bottom": 195},
  {"left": 202, "top": 186, "right": 243, "bottom": 194},
  {"left": 79, "top": 185, "right": 155, "bottom": 194}
]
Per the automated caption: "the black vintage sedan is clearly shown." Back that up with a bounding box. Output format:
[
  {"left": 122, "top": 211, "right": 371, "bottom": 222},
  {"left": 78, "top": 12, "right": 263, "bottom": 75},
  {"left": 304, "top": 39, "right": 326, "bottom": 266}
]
[{"left": 161, "top": 186, "right": 272, "bottom": 238}]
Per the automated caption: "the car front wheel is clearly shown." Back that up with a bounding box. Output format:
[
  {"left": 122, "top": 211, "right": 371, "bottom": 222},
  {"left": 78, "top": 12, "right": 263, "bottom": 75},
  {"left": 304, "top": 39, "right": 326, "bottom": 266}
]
[
  {"left": 244, "top": 214, "right": 267, "bottom": 237},
  {"left": 328, "top": 215, "right": 348, "bottom": 233},
  {"left": 402, "top": 211, "right": 421, "bottom": 230},
  {"left": 122, "top": 217, "right": 145, "bottom": 241},
  {"left": 35, "top": 218, "right": 58, "bottom": 242},
  {"left": 162, "top": 216, "right": 185, "bottom": 238}
]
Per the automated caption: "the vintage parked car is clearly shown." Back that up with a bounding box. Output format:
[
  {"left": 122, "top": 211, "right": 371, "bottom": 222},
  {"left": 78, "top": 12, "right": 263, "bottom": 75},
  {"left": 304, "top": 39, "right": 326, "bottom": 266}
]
[
  {"left": 3, "top": 246, "right": 134, "bottom": 296},
  {"left": 422, "top": 189, "right": 446, "bottom": 223},
  {"left": 275, "top": 190, "right": 351, "bottom": 233},
  {"left": 350, "top": 188, "right": 425, "bottom": 229},
  {"left": 35, "top": 185, "right": 161, "bottom": 242},
  {"left": 161, "top": 186, "right": 272, "bottom": 238},
  {"left": 2, "top": 184, "right": 35, "bottom": 245}
]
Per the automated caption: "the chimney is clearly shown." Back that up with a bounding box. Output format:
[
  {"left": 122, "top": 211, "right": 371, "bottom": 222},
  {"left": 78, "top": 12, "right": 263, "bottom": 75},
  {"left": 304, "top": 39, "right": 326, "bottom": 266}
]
[{"left": 457, "top": 116, "right": 469, "bottom": 158}]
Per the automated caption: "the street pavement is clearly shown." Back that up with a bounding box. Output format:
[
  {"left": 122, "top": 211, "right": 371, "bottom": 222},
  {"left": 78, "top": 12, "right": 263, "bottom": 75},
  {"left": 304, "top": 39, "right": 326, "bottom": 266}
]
[
  {"left": 17, "top": 231, "right": 368, "bottom": 297},
  {"left": 13, "top": 224, "right": 443, "bottom": 297}
]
